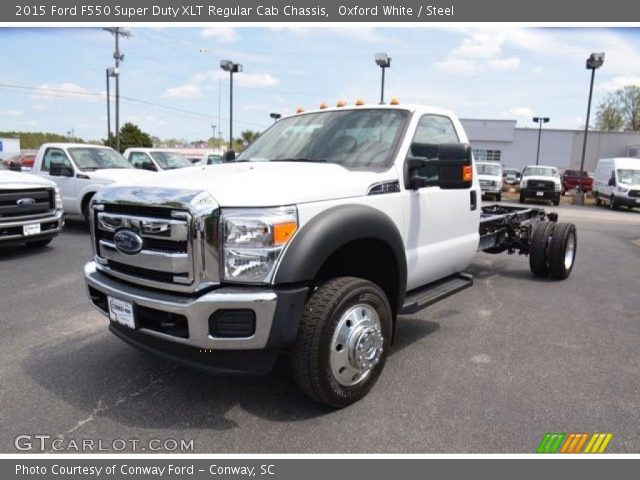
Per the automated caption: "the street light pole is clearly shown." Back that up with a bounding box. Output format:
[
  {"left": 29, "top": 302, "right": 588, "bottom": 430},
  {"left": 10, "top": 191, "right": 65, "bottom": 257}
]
[
  {"left": 220, "top": 60, "right": 243, "bottom": 150},
  {"left": 104, "top": 27, "right": 131, "bottom": 152},
  {"left": 532, "top": 116, "right": 549, "bottom": 166},
  {"left": 576, "top": 52, "right": 605, "bottom": 205},
  {"left": 106, "top": 68, "right": 111, "bottom": 144},
  {"left": 375, "top": 53, "right": 391, "bottom": 105},
  {"left": 211, "top": 124, "right": 216, "bottom": 148}
]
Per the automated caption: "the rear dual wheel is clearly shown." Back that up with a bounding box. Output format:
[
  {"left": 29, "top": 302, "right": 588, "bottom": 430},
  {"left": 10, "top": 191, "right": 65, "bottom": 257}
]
[{"left": 529, "top": 222, "right": 577, "bottom": 280}]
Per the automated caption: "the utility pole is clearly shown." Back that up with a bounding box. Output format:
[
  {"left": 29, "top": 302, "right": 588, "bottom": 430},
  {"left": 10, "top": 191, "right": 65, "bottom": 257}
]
[
  {"left": 104, "top": 27, "right": 131, "bottom": 152},
  {"left": 211, "top": 124, "right": 216, "bottom": 148}
]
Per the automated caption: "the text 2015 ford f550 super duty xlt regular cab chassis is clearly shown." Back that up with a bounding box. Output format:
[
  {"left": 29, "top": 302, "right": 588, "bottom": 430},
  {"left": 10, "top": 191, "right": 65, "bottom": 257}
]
[{"left": 83, "top": 104, "right": 577, "bottom": 407}]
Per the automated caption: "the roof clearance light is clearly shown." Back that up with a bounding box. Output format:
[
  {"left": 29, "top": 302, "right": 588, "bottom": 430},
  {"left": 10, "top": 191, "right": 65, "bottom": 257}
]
[
  {"left": 355, "top": 99, "right": 365, "bottom": 106},
  {"left": 336, "top": 100, "right": 347, "bottom": 107},
  {"left": 319, "top": 102, "right": 329, "bottom": 109},
  {"left": 296, "top": 106, "right": 305, "bottom": 113},
  {"left": 389, "top": 97, "right": 400, "bottom": 105}
]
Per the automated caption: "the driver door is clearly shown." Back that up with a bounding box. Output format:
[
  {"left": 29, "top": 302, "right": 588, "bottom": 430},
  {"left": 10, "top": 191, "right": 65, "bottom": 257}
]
[{"left": 42, "top": 147, "right": 77, "bottom": 213}]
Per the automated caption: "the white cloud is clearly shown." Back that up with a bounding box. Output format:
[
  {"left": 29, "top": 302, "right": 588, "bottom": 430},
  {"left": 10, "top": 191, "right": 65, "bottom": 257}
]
[
  {"left": 598, "top": 76, "right": 640, "bottom": 93},
  {"left": 488, "top": 57, "right": 520, "bottom": 70},
  {"left": 195, "top": 70, "right": 280, "bottom": 88},
  {"left": 23, "top": 120, "right": 39, "bottom": 127},
  {"left": 1, "top": 109, "right": 23, "bottom": 116},
  {"left": 434, "top": 59, "right": 476, "bottom": 75},
  {"left": 501, "top": 107, "right": 534, "bottom": 121},
  {"left": 162, "top": 84, "right": 203, "bottom": 99},
  {"left": 269, "top": 26, "right": 396, "bottom": 44},
  {"left": 201, "top": 27, "right": 238, "bottom": 43},
  {"left": 31, "top": 83, "right": 96, "bottom": 101}
]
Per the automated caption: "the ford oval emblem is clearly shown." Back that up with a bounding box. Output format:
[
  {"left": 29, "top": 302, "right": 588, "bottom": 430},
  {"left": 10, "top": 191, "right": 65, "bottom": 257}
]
[
  {"left": 16, "top": 197, "right": 36, "bottom": 207},
  {"left": 113, "top": 229, "right": 143, "bottom": 255}
]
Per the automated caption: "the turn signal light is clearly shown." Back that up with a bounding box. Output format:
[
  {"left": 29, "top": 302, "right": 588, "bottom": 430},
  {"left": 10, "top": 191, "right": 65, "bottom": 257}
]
[
  {"left": 336, "top": 99, "right": 347, "bottom": 107},
  {"left": 462, "top": 165, "right": 473, "bottom": 182},
  {"left": 319, "top": 102, "right": 328, "bottom": 109},
  {"left": 389, "top": 97, "right": 400, "bottom": 105},
  {"left": 273, "top": 222, "right": 298, "bottom": 245},
  {"left": 355, "top": 99, "right": 365, "bottom": 106},
  {"left": 296, "top": 106, "right": 305, "bottom": 113}
]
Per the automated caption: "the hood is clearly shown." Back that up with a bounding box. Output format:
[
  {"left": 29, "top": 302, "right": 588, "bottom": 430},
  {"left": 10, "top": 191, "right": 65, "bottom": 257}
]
[
  {"left": 0, "top": 170, "right": 57, "bottom": 189},
  {"left": 477, "top": 173, "right": 501, "bottom": 181},
  {"left": 109, "top": 162, "right": 397, "bottom": 207},
  {"left": 523, "top": 174, "right": 561, "bottom": 184},
  {"left": 84, "top": 168, "right": 155, "bottom": 183}
]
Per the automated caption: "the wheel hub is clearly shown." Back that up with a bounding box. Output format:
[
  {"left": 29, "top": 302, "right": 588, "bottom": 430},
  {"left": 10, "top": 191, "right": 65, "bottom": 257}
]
[{"left": 330, "top": 304, "right": 384, "bottom": 387}]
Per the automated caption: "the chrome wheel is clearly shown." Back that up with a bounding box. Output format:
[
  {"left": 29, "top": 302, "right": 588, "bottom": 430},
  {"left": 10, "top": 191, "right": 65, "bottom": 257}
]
[
  {"left": 564, "top": 232, "right": 576, "bottom": 270},
  {"left": 330, "top": 304, "right": 383, "bottom": 387}
]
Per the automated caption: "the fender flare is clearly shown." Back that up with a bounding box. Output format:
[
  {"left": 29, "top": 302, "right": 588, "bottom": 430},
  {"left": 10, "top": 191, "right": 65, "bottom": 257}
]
[{"left": 274, "top": 204, "right": 407, "bottom": 308}]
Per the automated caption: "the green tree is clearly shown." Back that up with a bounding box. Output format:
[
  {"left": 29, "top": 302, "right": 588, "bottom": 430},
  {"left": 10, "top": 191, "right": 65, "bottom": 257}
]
[
  {"left": 105, "top": 123, "right": 153, "bottom": 152},
  {"left": 595, "top": 85, "right": 640, "bottom": 131}
]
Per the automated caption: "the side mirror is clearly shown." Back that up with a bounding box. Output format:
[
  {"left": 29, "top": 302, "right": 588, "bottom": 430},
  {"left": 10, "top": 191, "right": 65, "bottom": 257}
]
[
  {"left": 141, "top": 161, "right": 157, "bottom": 171},
  {"left": 608, "top": 177, "right": 616, "bottom": 186},
  {"left": 406, "top": 143, "right": 473, "bottom": 190},
  {"left": 8, "top": 161, "right": 22, "bottom": 172},
  {"left": 50, "top": 161, "right": 73, "bottom": 177},
  {"left": 222, "top": 150, "right": 236, "bottom": 162}
]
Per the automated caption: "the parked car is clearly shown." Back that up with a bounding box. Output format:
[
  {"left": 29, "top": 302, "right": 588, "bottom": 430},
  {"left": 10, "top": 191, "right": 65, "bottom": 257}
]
[
  {"left": 562, "top": 169, "right": 593, "bottom": 194},
  {"left": 83, "top": 103, "right": 577, "bottom": 408},
  {"left": 196, "top": 151, "right": 224, "bottom": 166},
  {"left": 503, "top": 168, "right": 522, "bottom": 187},
  {"left": 593, "top": 157, "right": 640, "bottom": 210},
  {"left": 4, "top": 153, "right": 36, "bottom": 171},
  {"left": 31, "top": 143, "right": 154, "bottom": 223},
  {"left": 476, "top": 161, "right": 503, "bottom": 201},
  {"left": 123, "top": 148, "right": 193, "bottom": 171},
  {"left": 519, "top": 165, "right": 562, "bottom": 206},
  {"left": 0, "top": 161, "right": 64, "bottom": 247}
]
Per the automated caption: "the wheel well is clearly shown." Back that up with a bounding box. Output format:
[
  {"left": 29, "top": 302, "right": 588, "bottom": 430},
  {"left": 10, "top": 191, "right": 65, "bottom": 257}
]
[
  {"left": 314, "top": 238, "right": 400, "bottom": 314},
  {"left": 81, "top": 192, "right": 96, "bottom": 214}
]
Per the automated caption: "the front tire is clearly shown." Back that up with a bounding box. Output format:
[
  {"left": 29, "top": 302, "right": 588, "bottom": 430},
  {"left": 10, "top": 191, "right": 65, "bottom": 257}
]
[
  {"left": 519, "top": 194, "right": 526, "bottom": 204},
  {"left": 595, "top": 192, "right": 602, "bottom": 206},
  {"left": 609, "top": 195, "right": 617, "bottom": 210},
  {"left": 496, "top": 193, "right": 502, "bottom": 202},
  {"left": 291, "top": 277, "right": 392, "bottom": 408}
]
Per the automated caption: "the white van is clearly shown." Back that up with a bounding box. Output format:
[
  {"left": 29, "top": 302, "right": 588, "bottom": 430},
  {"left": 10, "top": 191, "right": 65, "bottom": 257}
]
[
  {"left": 593, "top": 157, "right": 640, "bottom": 210},
  {"left": 476, "top": 161, "right": 503, "bottom": 201}
]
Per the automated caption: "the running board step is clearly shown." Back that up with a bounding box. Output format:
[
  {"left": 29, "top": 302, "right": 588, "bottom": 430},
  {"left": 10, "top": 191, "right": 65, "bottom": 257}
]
[{"left": 400, "top": 273, "right": 473, "bottom": 315}]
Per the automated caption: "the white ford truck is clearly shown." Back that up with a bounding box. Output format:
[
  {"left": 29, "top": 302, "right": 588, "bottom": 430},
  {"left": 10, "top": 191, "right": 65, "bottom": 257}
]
[
  {"left": 83, "top": 104, "right": 577, "bottom": 407},
  {"left": 32, "top": 143, "right": 154, "bottom": 223},
  {"left": 0, "top": 162, "right": 64, "bottom": 247}
]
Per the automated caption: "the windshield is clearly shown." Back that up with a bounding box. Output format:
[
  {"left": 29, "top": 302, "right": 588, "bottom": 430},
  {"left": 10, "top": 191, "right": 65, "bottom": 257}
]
[
  {"left": 150, "top": 151, "right": 192, "bottom": 169},
  {"left": 237, "top": 109, "right": 409, "bottom": 170},
  {"left": 477, "top": 163, "right": 501, "bottom": 176},
  {"left": 523, "top": 166, "right": 558, "bottom": 178},
  {"left": 207, "top": 154, "right": 222, "bottom": 164},
  {"left": 617, "top": 169, "right": 640, "bottom": 185},
  {"left": 504, "top": 169, "right": 520, "bottom": 177},
  {"left": 68, "top": 147, "right": 132, "bottom": 171}
]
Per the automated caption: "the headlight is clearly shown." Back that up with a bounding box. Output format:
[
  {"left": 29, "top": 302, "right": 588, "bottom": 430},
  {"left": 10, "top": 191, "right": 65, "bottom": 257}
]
[
  {"left": 521, "top": 180, "right": 527, "bottom": 189},
  {"left": 555, "top": 183, "right": 561, "bottom": 192},
  {"left": 617, "top": 186, "right": 629, "bottom": 193},
  {"left": 54, "top": 186, "right": 63, "bottom": 210},
  {"left": 222, "top": 207, "right": 298, "bottom": 283}
]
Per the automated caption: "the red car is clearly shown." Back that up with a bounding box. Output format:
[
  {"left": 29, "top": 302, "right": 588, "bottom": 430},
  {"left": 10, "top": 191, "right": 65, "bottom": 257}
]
[
  {"left": 3, "top": 153, "right": 36, "bottom": 171},
  {"left": 562, "top": 169, "right": 593, "bottom": 193}
]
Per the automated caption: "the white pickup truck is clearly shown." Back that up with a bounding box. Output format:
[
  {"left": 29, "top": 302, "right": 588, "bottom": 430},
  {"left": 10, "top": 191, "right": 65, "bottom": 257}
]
[
  {"left": 0, "top": 162, "right": 64, "bottom": 247},
  {"left": 83, "top": 104, "right": 577, "bottom": 407},
  {"left": 32, "top": 143, "right": 154, "bottom": 223}
]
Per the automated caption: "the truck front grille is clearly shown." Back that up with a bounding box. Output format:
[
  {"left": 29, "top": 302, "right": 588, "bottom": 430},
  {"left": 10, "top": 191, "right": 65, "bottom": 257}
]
[
  {"left": 93, "top": 201, "right": 220, "bottom": 293},
  {"left": 528, "top": 180, "right": 555, "bottom": 191},
  {"left": 0, "top": 188, "right": 54, "bottom": 219}
]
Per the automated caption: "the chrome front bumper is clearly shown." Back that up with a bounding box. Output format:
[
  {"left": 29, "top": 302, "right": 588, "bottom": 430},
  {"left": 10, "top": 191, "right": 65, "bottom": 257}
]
[
  {"left": 0, "top": 210, "right": 64, "bottom": 242},
  {"left": 84, "top": 261, "right": 279, "bottom": 350}
]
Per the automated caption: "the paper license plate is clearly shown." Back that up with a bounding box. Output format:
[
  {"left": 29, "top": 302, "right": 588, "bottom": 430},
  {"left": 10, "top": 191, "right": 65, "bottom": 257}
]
[
  {"left": 23, "top": 223, "right": 41, "bottom": 236},
  {"left": 536, "top": 191, "right": 545, "bottom": 197},
  {"left": 108, "top": 297, "right": 135, "bottom": 329}
]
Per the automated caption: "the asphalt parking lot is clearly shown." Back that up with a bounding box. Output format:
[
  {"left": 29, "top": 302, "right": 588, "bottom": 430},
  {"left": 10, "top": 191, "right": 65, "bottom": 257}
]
[{"left": 1, "top": 200, "right": 639, "bottom": 453}]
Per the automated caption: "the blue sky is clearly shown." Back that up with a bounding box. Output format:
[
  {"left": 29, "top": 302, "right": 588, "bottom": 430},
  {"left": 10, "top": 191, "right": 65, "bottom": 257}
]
[{"left": 1, "top": 26, "right": 640, "bottom": 142}]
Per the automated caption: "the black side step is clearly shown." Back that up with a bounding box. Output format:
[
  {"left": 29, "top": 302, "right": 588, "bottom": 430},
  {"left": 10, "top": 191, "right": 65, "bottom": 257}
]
[{"left": 400, "top": 273, "right": 473, "bottom": 315}]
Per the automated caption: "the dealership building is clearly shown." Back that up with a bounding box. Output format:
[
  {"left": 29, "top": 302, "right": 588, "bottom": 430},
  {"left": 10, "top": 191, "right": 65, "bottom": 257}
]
[{"left": 461, "top": 119, "right": 640, "bottom": 172}]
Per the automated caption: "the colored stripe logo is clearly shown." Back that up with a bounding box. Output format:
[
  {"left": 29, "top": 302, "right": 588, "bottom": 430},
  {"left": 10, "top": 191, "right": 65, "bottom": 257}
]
[{"left": 537, "top": 433, "right": 613, "bottom": 453}]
